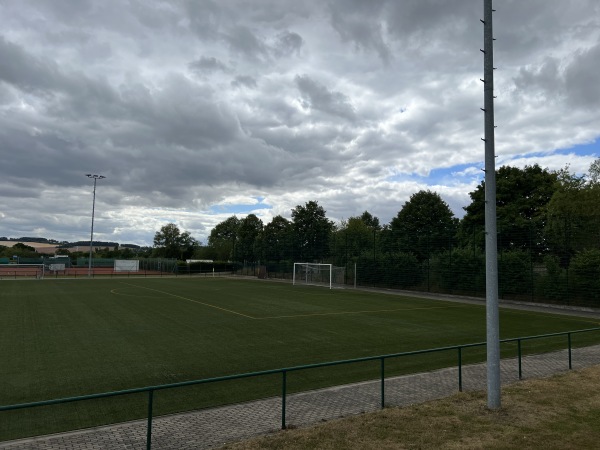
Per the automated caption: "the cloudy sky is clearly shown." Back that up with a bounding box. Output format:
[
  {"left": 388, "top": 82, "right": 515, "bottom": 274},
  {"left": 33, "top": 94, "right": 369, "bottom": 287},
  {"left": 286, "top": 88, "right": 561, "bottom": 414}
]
[{"left": 1, "top": 0, "right": 599, "bottom": 246}]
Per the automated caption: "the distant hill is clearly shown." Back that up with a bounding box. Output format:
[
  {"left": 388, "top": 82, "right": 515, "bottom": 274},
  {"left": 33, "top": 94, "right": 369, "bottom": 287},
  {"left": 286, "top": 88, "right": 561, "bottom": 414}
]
[
  {"left": 0, "top": 237, "right": 62, "bottom": 244},
  {"left": 59, "top": 241, "right": 119, "bottom": 248},
  {"left": 1, "top": 237, "right": 145, "bottom": 250}
]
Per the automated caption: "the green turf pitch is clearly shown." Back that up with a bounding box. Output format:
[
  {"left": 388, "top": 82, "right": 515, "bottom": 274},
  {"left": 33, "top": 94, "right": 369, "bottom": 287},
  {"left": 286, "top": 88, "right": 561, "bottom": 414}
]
[{"left": 1, "top": 277, "right": 599, "bottom": 440}]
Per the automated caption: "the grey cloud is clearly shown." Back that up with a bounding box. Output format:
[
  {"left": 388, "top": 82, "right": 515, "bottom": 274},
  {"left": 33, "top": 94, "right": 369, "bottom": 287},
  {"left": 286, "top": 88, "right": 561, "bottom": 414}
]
[
  {"left": 0, "top": 36, "right": 62, "bottom": 93},
  {"left": 384, "top": 0, "right": 475, "bottom": 40},
  {"left": 231, "top": 75, "right": 257, "bottom": 89},
  {"left": 512, "top": 42, "right": 600, "bottom": 109},
  {"left": 495, "top": 1, "right": 600, "bottom": 63},
  {"left": 513, "top": 57, "right": 564, "bottom": 102},
  {"left": 0, "top": 36, "right": 120, "bottom": 120},
  {"left": 237, "top": 1, "right": 312, "bottom": 25},
  {"left": 148, "top": 75, "right": 241, "bottom": 148},
  {"left": 0, "top": 83, "right": 16, "bottom": 105},
  {"left": 238, "top": 93, "right": 305, "bottom": 128},
  {"left": 14, "top": 0, "right": 95, "bottom": 24},
  {"left": 273, "top": 31, "right": 304, "bottom": 57},
  {"left": 225, "top": 26, "right": 269, "bottom": 60},
  {"left": 514, "top": 58, "right": 561, "bottom": 90},
  {"left": 184, "top": 0, "right": 229, "bottom": 41},
  {"left": 565, "top": 42, "right": 600, "bottom": 108},
  {"left": 188, "top": 56, "right": 229, "bottom": 74},
  {"left": 328, "top": 0, "right": 480, "bottom": 66},
  {"left": 247, "top": 122, "right": 358, "bottom": 188},
  {"left": 329, "top": 0, "right": 391, "bottom": 63},
  {"left": 294, "top": 74, "right": 356, "bottom": 121},
  {"left": 0, "top": 122, "right": 109, "bottom": 190}
]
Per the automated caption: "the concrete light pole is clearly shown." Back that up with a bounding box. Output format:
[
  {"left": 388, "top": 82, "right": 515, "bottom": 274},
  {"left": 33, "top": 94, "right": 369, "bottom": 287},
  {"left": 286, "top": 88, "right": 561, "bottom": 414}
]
[
  {"left": 482, "top": 0, "right": 501, "bottom": 409},
  {"left": 86, "top": 174, "right": 105, "bottom": 277}
]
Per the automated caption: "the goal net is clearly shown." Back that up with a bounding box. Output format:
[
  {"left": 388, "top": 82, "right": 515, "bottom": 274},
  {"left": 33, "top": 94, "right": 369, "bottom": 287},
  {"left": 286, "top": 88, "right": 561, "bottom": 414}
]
[
  {"left": 293, "top": 263, "right": 345, "bottom": 289},
  {"left": 0, "top": 264, "right": 45, "bottom": 279},
  {"left": 114, "top": 260, "right": 140, "bottom": 272}
]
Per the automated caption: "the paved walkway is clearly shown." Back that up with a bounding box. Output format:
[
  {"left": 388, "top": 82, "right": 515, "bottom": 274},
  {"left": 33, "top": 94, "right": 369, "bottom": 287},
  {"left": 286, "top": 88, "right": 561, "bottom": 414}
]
[{"left": 2, "top": 344, "right": 600, "bottom": 450}]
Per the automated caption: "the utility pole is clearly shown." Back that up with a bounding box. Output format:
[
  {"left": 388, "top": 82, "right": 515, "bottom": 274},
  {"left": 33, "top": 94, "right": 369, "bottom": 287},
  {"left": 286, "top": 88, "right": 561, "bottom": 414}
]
[{"left": 482, "top": 0, "right": 501, "bottom": 409}]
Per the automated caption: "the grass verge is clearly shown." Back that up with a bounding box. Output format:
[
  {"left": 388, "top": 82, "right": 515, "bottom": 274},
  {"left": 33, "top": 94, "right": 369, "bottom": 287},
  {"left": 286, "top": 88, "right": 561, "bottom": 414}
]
[{"left": 223, "top": 365, "right": 600, "bottom": 450}]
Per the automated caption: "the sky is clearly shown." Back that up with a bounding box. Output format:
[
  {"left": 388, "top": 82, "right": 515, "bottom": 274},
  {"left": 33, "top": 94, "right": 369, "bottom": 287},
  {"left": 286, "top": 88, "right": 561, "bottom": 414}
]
[{"left": 1, "top": 0, "right": 599, "bottom": 246}]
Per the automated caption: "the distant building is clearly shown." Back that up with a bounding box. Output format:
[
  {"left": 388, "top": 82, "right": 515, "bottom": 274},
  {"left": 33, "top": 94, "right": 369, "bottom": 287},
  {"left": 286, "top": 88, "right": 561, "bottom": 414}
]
[{"left": 64, "top": 245, "right": 117, "bottom": 253}]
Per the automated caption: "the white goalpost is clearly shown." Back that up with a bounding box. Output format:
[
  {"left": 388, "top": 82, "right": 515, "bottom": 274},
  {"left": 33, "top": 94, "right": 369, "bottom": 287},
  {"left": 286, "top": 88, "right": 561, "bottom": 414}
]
[
  {"left": 114, "top": 260, "right": 140, "bottom": 272},
  {"left": 293, "top": 263, "right": 345, "bottom": 289}
]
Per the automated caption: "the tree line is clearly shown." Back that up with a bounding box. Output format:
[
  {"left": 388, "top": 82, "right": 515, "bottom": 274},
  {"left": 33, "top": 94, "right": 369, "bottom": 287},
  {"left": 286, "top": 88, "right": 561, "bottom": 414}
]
[
  {"left": 152, "top": 160, "right": 600, "bottom": 305},
  {"left": 188, "top": 161, "right": 599, "bottom": 265}
]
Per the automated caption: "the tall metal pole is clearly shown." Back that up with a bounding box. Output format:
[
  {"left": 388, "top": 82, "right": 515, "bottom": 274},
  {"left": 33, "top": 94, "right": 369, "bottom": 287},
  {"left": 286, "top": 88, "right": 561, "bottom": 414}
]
[
  {"left": 86, "top": 174, "right": 105, "bottom": 277},
  {"left": 482, "top": 0, "right": 501, "bottom": 409}
]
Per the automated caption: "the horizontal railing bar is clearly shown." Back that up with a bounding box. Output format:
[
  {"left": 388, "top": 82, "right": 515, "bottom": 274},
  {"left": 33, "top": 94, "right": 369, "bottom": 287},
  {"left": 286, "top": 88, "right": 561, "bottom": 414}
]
[{"left": 499, "top": 327, "right": 600, "bottom": 344}]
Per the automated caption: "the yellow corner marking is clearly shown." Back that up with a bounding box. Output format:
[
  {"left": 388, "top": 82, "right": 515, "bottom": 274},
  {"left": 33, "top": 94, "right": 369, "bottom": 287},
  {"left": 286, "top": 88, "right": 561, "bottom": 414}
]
[{"left": 118, "top": 282, "right": 255, "bottom": 319}]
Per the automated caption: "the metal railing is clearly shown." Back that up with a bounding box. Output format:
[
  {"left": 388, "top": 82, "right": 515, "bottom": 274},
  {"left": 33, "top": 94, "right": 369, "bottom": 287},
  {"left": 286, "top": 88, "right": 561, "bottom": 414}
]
[{"left": 2, "top": 327, "right": 599, "bottom": 449}]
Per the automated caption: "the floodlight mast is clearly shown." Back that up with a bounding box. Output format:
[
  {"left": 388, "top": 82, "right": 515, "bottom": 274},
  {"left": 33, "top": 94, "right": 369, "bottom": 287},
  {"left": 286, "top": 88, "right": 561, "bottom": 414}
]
[
  {"left": 482, "top": 0, "right": 501, "bottom": 409},
  {"left": 86, "top": 174, "right": 105, "bottom": 277}
]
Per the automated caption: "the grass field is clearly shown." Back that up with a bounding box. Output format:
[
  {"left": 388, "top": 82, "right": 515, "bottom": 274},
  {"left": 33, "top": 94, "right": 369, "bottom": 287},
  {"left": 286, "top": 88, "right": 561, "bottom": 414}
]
[{"left": 1, "top": 276, "right": 599, "bottom": 440}]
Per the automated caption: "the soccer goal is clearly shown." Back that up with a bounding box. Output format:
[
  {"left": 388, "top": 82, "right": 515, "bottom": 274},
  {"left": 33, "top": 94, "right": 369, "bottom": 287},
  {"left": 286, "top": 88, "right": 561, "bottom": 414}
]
[
  {"left": 0, "top": 264, "right": 45, "bottom": 279},
  {"left": 293, "top": 263, "right": 345, "bottom": 289},
  {"left": 114, "top": 260, "right": 140, "bottom": 272}
]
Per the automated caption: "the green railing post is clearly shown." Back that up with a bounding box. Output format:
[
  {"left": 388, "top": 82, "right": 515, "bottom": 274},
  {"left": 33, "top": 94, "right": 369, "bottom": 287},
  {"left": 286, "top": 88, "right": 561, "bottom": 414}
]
[
  {"left": 281, "top": 370, "right": 287, "bottom": 429},
  {"left": 147, "top": 390, "right": 154, "bottom": 450},
  {"left": 457, "top": 347, "right": 462, "bottom": 392},
  {"left": 518, "top": 339, "right": 522, "bottom": 380},
  {"left": 568, "top": 333, "right": 572, "bottom": 370},
  {"left": 380, "top": 357, "right": 385, "bottom": 409}
]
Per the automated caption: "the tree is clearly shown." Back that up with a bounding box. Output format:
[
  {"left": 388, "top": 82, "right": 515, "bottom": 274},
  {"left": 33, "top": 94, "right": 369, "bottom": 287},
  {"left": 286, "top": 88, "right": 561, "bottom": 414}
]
[
  {"left": 12, "top": 243, "right": 37, "bottom": 252},
  {"left": 589, "top": 158, "right": 600, "bottom": 186},
  {"left": 291, "top": 201, "right": 334, "bottom": 262},
  {"left": 0, "top": 243, "right": 38, "bottom": 259},
  {"left": 545, "top": 162, "right": 600, "bottom": 265},
  {"left": 359, "top": 211, "right": 380, "bottom": 230},
  {"left": 333, "top": 214, "right": 379, "bottom": 265},
  {"left": 390, "top": 190, "right": 457, "bottom": 261},
  {"left": 153, "top": 223, "right": 198, "bottom": 260},
  {"left": 236, "top": 214, "right": 263, "bottom": 262},
  {"left": 460, "top": 164, "right": 558, "bottom": 254},
  {"left": 570, "top": 249, "right": 600, "bottom": 304},
  {"left": 262, "top": 215, "right": 294, "bottom": 262},
  {"left": 433, "top": 248, "right": 485, "bottom": 296},
  {"left": 207, "top": 216, "right": 241, "bottom": 261}
]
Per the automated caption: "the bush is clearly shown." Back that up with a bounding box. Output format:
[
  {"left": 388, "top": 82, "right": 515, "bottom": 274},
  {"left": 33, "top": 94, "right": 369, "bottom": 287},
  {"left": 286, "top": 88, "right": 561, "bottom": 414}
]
[
  {"left": 570, "top": 249, "right": 600, "bottom": 305},
  {"left": 381, "top": 252, "right": 422, "bottom": 288},
  {"left": 498, "top": 250, "right": 531, "bottom": 298},
  {"left": 432, "top": 248, "right": 485, "bottom": 296},
  {"left": 537, "top": 255, "right": 568, "bottom": 302}
]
